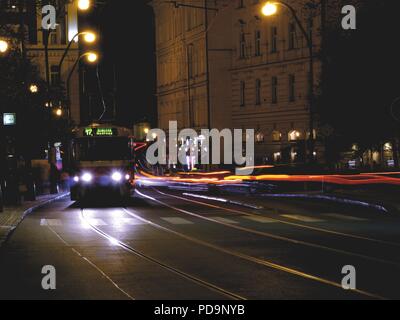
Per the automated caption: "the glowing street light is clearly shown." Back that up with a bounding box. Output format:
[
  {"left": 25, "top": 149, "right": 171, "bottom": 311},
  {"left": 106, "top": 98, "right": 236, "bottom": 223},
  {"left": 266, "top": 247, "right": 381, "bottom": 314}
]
[
  {"left": 58, "top": 31, "right": 97, "bottom": 83},
  {"left": 0, "top": 39, "right": 9, "bottom": 53},
  {"left": 83, "top": 31, "right": 96, "bottom": 43},
  {"left": 86, "top": 52, "right": 98, "bottom": 63},
  {"left": 261, "top": 2, "right": 278, "bottom": 16},
  {"left": 29, "top": 84, "right": 39, "bottom": 93},
  {"left": 55, "top": 108, "right": 63, "bottom": 117},
  {"left": 78, "top": 0, "right": 91, "bottom": 11}
]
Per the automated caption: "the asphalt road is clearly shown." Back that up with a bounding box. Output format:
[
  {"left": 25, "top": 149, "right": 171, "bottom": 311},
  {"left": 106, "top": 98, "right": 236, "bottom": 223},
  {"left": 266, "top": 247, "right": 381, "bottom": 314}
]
[{"left": 0, "top": 187, "right": 399, "bottom": 300}]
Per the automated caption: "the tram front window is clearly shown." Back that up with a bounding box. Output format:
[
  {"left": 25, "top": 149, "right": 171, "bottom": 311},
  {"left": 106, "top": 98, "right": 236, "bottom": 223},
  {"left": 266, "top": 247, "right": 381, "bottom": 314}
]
[{"left": 74, "top": 138, "right": 132, "bottom": 161}]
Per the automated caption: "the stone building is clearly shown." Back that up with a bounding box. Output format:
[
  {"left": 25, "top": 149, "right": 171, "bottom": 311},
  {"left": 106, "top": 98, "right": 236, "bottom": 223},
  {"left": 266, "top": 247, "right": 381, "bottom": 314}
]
[
  {"left": 151, "top": 0, "right": 324, "bottom": 165},
  {"left": 228, "top": 0, "right": 323, "bottom": 164}
]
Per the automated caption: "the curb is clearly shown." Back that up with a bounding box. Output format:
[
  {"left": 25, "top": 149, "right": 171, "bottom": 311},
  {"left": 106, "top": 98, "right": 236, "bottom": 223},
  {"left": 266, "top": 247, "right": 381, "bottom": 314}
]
[
  {"left": 181, "top": 191, "right": 394, "bottom": 215},
  {"left": 0, "top": 192, "right": 70, "bottom": 247},
  {"left": 258, "top": 193, "right": 391, "bottom": 214},
  {"left": 19, "top": 192, "right": 70, "bottom": 221}
]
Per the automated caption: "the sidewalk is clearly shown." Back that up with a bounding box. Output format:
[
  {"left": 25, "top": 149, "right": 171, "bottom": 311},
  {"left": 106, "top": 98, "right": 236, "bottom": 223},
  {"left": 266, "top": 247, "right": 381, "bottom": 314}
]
[{"left": 0, "top": 192, "right": 69, "bottom": 247}]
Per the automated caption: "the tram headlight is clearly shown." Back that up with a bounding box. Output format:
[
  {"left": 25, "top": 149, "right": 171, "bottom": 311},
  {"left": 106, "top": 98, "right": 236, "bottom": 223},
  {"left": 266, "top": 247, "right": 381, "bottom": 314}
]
[
  {"left": 111, "top": 171, "right": 122, "bottom": 182},
  {"left": 81, "top": 172, "right": 93, "bottom": 183},
  {"left": 125, "top": 174, "right": 130, "bottom": 181},
  {"left": 73, "top": 176, "right": 80, "bottom": 183}
]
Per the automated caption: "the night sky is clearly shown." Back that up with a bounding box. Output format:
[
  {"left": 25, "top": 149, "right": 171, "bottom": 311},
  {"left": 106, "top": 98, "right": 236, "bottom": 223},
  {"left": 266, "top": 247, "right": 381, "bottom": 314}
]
[{"left": 83, "top": 0, "right": 156, "bottom": 127}]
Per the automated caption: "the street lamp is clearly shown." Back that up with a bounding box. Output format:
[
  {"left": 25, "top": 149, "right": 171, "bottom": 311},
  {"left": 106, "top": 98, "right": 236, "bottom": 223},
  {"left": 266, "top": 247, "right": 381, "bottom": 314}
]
[
  {"left": 78, "top": 0, "right": 91, "bottom": 11},
  {"left": 66, "top": 51, "right": 99, "bottom": 120},
  {"left": 29, "top": 84, "right": 39, "bottom": 94},
  {"left": 261, "top": 2, "right": 278, "bottom": 16},
  {"left": 55, "top": 108, "right": 63, "bottom": 117},
  {"left": 58, "top": 31, "right": 97, "bottom": 78},
  {"left": 83, "top": 32, "right": 96, "bottom": 43},
  {"left": 86, "top": 52, "right": 98, "bottom": 63},
  {"left": 0, "top": 39, "right": 9, "bottom": 53},
  {"left": 261, "top": 1, "right": 316, "bottom": 163}
]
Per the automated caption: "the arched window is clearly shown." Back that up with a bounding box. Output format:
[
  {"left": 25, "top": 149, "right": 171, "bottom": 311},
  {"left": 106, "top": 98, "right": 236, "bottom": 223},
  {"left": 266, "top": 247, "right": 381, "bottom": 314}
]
[
  {"left": 272, "top": 131, "right": 282, "bottom": 142},
  {"left": 289, "top": 130, "right": 301, "bottom": 141},
  {"left": 384, "top": 142, "right": 392, "bottom": 152},
  {"left": 256, "top": 132, "right": 264, "bottom": 143}
]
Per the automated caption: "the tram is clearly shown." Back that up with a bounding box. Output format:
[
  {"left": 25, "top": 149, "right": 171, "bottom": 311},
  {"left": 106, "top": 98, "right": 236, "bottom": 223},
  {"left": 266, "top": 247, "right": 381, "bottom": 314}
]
[{"left": 69, "top": 123, "right": 135, "bottom": 201}]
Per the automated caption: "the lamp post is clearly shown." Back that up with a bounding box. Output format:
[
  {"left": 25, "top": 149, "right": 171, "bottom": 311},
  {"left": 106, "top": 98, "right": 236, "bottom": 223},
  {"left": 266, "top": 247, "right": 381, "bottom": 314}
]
[
  {"left": 66, "top": 52, "right": 98, "bottom": 120},
  {"left": 0, "top": 39, "right": 9, "bottom": 211},
  {"left": 46, "top": 1, "right": 94, "bottom": 194},
  {"left": 262, "top": 1, "right": 317, "bottom": 164},
  {"left": 58, "top": 31, "right": 97, "bottom": 79}
]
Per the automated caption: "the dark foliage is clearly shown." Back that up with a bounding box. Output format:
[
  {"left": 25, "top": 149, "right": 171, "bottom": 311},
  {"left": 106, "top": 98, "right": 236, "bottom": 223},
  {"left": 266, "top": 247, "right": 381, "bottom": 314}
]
[{"left": 317, "top": 0, "right": 400, "bottom": 162}]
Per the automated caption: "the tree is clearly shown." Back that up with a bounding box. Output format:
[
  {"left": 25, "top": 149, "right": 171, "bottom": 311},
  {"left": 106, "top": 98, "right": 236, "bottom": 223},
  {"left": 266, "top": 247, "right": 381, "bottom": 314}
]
[
  {"left": 316, "top": 0, "right": 400, "bottom": 167},
  {"left": 0, "top": 0, "right": 70, "bottom": 201}
]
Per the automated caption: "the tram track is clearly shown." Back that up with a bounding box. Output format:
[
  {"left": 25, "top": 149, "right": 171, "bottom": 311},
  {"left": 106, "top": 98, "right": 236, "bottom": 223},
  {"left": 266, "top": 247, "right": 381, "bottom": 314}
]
[
  {"left": 126, "top": 190, "right": 386, "bottom": 300},
  {"left": 79, "top": 208, "right": 246, "bottom": 300},
  {"left": 154, "top": 188, "right": 400, "bottom": 248},
  {"left": 147, "top": 189, "right": 400, "bottom": 267}
]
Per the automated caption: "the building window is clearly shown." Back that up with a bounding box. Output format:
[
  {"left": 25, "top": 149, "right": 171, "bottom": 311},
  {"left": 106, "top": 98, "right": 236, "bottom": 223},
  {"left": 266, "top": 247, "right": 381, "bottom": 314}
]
[
  {"left": 50, "top": 32, "right": 58, "bottom": 45},
  {"left": 240, "top": 81, "right": 246, "bottom": 107},
  {"left": 289, "top": 74, "right": 295, "bottom": 102},
  {"left": 270, "top": 26, "right": 277, "bottom": 53},
  {"left": 188, "top": 44, "right": 194, "bottom": 79},
  {"left": 289, "top": 130, "right": 301, "bottom": 141},
  {"left": 271, "top": 76, "right": 278, "bottom": 104},
  {"left": 59, "top": 16, "right": 67, "bottom": 45},
  {"left": 256, "top": 132, "right": 264, "bottom": 143},
  {"left": 239, "top": 32, "right": 246, "bottom": 58},
  {"left": 238, "top": 0, "right": 245, "bottom": 8},
  {"left": 288, "top": 22, "right": 296, "bottom": 50},
  {"left": 255, "top": 30, "right": 261, "bottom": 56},
  {"left": 307, "top": 18, "right": 313, "bottom": 44},
  {"left": 272, "top": 130, "right": 282, "bottom": 142},
  {"left": 50, "top": 65, "right": 60, "bottom": 85},
  {"left": 4, "top": 0, "right": 18, "bottom": 10},
  {"left": 255, "top": 79, "right": 261, "bottom": 105}
]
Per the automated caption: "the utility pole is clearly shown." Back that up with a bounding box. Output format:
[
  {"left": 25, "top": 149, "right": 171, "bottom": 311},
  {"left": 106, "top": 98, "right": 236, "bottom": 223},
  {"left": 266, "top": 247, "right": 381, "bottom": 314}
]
[{"left": 19, "top": 0, "right": 36, "bottom": 201}]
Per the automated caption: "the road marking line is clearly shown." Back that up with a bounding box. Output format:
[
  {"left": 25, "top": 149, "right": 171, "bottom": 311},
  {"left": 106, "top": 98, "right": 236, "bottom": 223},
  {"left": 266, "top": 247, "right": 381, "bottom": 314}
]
[
  {"left": 121, "top": 218, "right": 145, "bottom": 225},
  {"left": 154, "top": 188, "right": 400, "bottom": 248},
  {"left": 211, "top": 217, "right": 239, "bottom": 224},
  {"left": 126, "top": 196, "right": 386, "bottom": 300},
  {"left": 281, "top": 214, "right": 324, "bottom": 223},
  {"left": 40, "top": 219, "right": 63, "bottom": 226},
  {"left": 87, "top": 218, "right": 107, "bottom": 226},
  {"left": 161, "top": 217, "right": 194, "bottom": 225},
  {"left": 242, "top": 216, "right": 276, "bottom": 224},
  {"left": 323, "top": 214, "right": 368, "bottom": 222}
]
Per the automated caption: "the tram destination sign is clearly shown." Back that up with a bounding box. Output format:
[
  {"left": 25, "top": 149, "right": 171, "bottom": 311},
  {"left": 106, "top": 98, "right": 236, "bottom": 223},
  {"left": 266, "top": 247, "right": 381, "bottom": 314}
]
[{"left": 83, "top": 127, "right": 118, "bottom": 137}]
